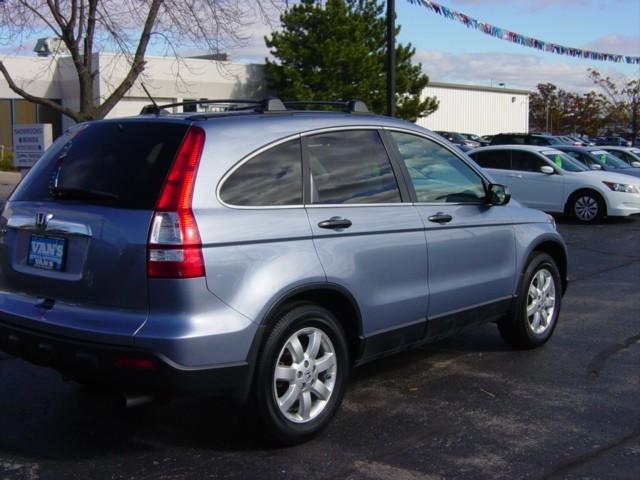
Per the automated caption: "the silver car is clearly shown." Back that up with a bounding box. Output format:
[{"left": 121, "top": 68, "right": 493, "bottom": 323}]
[{"left": 0, "top": 99, "right": 568, "bottom": 444}]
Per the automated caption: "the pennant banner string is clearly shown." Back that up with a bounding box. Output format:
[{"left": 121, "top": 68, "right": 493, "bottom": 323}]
[{"left": 408, "top": 0, "right": 640, "bottom": 65}]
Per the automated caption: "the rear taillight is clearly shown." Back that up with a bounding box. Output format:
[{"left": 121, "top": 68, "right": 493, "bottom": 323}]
[{"left": 147, "top": 126, "right": 206, "bottom": 278}]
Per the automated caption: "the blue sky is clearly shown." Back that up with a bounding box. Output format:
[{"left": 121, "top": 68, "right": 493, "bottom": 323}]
[
  {"left": 1, "top": 0, "right": 638, "bottom": 92},
  {"left": 231, "top": 0, "right": 639, "bottom": 91},
  {"left": 389, "top": 0, "right": 640, "bottom": 90}
]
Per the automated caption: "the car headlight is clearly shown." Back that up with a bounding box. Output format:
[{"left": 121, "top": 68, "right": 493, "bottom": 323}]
[
  {"left": 546, "top": 213, "right": 556, "bottom": 229},
  {"left": 602, "top": 181, "right": 640, "bottom": 194}
]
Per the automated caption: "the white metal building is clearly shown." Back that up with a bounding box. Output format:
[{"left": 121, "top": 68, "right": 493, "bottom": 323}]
[
  {"left": 0, "top": 53, "right": 265, "bottom": 151},
  {"left": 417, "top": 82, "right": 530, "bottom": 136},
  {"left": 1, "top": 53, "right": 530, "bottom": 153}
]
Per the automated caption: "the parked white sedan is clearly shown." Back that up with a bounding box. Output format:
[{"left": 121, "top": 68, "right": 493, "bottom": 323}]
[{"left": 468, "top": 145, "right": 640, "bottom": 223}]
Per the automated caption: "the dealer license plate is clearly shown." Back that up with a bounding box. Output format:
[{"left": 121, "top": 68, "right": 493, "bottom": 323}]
[{"left": 27, "top": 234, "right": 66, "bottom": 271}]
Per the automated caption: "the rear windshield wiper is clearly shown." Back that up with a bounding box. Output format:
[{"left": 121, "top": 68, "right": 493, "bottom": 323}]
[{"left": 50, "top": 187, "right": 120, "bottom": 201}]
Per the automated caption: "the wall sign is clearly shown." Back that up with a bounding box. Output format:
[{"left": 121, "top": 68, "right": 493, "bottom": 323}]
[{"left": 12, "top": 124, "right": 52, "bottom": 168}]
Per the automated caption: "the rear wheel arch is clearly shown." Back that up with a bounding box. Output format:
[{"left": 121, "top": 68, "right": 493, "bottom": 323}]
[{"left": 258, "top": 284, "right": 363, "bottom": 365}]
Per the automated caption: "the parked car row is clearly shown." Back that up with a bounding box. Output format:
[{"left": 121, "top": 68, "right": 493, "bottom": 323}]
[
  {"left": 437, "top": 131, "right": 638, "bottom": 151},
  {"left": 468, "top": 144, "right": 640, "bottom": 223}
]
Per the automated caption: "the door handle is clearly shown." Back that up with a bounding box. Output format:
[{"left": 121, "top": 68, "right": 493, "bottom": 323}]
[
  {"left": 318, "top": 217, "right": 353, "bottom": 230},
  {"left": 428, "top": 212, "right": 453, "bottom": 224},
  {"left": 508, "top": 173, "right": 523, "bottom": 179}
]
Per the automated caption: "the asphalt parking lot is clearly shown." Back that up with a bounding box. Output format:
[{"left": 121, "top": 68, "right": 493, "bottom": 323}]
[{"left": 0, "top": 186, "right": 638, "bottom": 479}]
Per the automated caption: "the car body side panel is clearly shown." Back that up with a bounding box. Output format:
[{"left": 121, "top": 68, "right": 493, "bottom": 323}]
[
  {"left": 306, "top": 205, "right": 428, "bottom": 337},
  {"left": 508, "top": 171, "right": 565, "bottom": 212},
  {"left": 197, "top": 207, "right": 327, "bottom": 324},
  {"left": 135, "top": 278, "right": 259, "bottom": 368},
  {"left": 418, "top": 204, "right": 517, "bottom": 318}
]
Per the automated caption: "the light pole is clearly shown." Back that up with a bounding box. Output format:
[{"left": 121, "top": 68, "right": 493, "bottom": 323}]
[{"left": 386, "top": 0, "right": 396, "bottom": 117}]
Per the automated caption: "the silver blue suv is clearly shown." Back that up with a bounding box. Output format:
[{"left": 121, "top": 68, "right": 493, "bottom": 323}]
[{"left": 0, "top": 99, "right": 568, "bottom": 444}]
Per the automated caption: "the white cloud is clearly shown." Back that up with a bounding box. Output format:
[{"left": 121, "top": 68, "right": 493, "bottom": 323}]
[
  {"left": 415, "top": 50, "right": 634, "bottom": 91},
  {"left": 583, "top": 34, "right": 640, "bottom": 55}
]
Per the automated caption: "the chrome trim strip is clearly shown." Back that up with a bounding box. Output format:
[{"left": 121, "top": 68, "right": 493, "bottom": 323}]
[{"left": 7, "top": 215, "right": 93, "bottom": 237}]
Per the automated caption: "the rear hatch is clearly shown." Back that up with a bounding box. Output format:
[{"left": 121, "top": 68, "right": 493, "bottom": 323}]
[{"left": 0, "top": 120, "right": 190, "bottom": 337}]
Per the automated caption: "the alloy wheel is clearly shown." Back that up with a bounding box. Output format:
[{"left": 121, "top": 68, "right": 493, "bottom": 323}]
[
  {"left": 273, "top": 327, "right": 337, "bottom": 424},
  {"left": 526, "top": 268, "right": 556, "bottom": 335}
]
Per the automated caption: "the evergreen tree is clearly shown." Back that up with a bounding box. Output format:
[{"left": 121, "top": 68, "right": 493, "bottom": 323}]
[{"left": 264, "top": 0, "right": 438, "bottom": 121}]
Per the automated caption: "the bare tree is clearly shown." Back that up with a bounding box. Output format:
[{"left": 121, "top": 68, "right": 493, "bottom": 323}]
[
  {"left": 0, "top": 1, "right": 283, "bottom": 122},
  {"left": 588, "top": 68, "right": 640, "bottom": 142}
]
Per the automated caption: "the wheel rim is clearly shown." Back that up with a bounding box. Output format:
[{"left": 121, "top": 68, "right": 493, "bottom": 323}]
[
  {"left": 574, "top": 195, "right": 598, "bottom": 221},
  {"left": 526, "top": 268, "right": 556, "bottom": 335},
  {"left": 273, "top": 327, "right": 337, "bottom": 424}
]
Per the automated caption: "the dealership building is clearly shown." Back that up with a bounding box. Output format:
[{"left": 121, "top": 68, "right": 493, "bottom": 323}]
[{"left": 1, "top": 52, "right": 529, "bottom": 153}]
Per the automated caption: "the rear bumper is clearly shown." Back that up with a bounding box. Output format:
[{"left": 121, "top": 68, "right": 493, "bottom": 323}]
[{"left": 0, "top": 318, "right": 253, "bottom": 400}]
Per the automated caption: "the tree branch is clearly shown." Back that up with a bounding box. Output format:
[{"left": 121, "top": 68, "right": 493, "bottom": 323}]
[
  {"left": 96, "top": 0, "right": 163, "bottom": 117},
  {"left": 16, "top": 0, "right": 62, "bottom": 37},
  {"left": 0, "top": 61, "right": 81, "bottom": 122}
]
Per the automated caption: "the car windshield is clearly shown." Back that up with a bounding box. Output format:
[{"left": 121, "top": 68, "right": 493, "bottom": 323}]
[
  {"left": 541, "top": 151, "right": 588, "bottom": 172},
  {"left": 588, "top": 150, "right": 630, "bottom": 169}
]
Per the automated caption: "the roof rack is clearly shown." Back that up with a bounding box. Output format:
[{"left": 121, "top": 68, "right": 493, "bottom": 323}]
[
  {"left": 283, "top": 100, "right": 369, "bottom": 113},
  {"left": 140, "top": 97, "right": 287, "bottom": 115},
  {"left": 139, "top": 97, "right": 370, "bottom": 116}
]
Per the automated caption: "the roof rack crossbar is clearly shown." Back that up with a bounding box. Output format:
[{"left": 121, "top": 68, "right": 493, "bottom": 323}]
[
  {"left": 140, "top": 97, "right": 286, "bottom": 115},
  {"left": 283, "top": 100, "right": 369, "bottom": 113},
  {"left": 140, "top": 97, "right": 370, "bottom": 116}
]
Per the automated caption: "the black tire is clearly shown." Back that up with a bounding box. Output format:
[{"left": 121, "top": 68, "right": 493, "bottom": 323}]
[
  {"left": 568, "top": 190, "right": 605, "bottom": 224},
  {"left": 498, "top": 253, "right": 562, "bottom": 349},
  {"left": 253, "top": 303, "right": 350, "bottom": 445}
]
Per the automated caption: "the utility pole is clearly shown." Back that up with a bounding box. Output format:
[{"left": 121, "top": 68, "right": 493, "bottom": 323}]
[{"left": 386, "top": 0, "right": 396, "bottom": 117}]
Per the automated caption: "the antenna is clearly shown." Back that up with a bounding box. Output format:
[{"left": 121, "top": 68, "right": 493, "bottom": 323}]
[{"left": 140, "top": 82, "right": 160, "bottom": 114}]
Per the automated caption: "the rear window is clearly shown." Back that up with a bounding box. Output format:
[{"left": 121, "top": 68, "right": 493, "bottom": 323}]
[{"left": 11, "top": 121, "right": 189, "bottom": 209}]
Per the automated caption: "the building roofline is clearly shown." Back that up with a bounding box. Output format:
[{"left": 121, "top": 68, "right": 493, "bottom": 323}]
[{"left": 427, "top": 81, "right": 530, "bottom": 95}]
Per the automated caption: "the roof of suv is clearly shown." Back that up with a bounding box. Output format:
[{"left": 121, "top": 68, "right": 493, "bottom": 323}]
[{"left": 106, "top": 108, "right": 434, "bottom": 167}]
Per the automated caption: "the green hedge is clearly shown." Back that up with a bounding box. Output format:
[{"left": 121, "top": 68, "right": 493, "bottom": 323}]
[{"left": 0, "top": 151, "right": 18, "bottom": 172}]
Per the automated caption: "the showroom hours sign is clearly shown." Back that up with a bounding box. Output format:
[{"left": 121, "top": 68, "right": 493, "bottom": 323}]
[{"left": 13, "top": 124, "right": 52, "bottom": 169}]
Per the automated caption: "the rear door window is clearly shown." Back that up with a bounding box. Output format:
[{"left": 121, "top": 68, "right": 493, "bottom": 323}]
[
  {"left": 306, "top": 130, "right": 401, "bottom": 204},
  {"left": 219, "top": 139, "right": 303, "bottom": 206},
  {"left": 11, "top": 121, "right": 189, "bottom": 210},
  {"left": 469, "top": 150, "right": 511, "bottom": 169}
]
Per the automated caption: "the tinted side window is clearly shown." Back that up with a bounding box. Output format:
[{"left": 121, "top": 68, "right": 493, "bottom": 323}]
[
  {"left": 511, "top": 150, "right": 545, "bottom": 172},
  {"left": 307, "top": 130, "right": 401, "bottom": 204},
  {"left": 220, "top": 139, "right": 302, "bottom": 206},
  {"left": 470, "top": 150, "right": 511, "bottom": 169},
  {"left": 390, "top": 132, "right": 486, "bottom": 203}
]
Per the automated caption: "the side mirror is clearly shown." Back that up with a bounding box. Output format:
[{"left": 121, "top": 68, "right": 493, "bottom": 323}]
[
  {"left": 487, "top": 184, "right": 511, "bottom": 206},
  {"left": 590, "top": 164, "right": 602, "bottom": 170},
  {"left": 540, "top": 165, "right": 555, "bottom": 174},
  {"left": 631, "top": 161, "right": 640, "bottom": 168}
]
